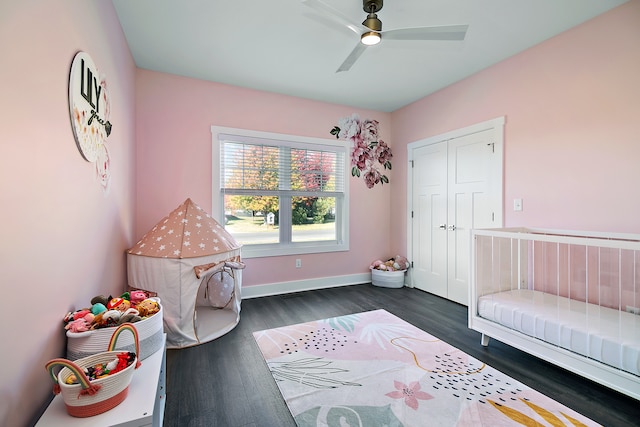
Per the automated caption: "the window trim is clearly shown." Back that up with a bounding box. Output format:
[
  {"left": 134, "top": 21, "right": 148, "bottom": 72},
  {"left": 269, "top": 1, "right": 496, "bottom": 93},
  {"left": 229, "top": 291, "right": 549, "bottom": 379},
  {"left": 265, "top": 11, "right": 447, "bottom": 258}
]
[{"left": 212, "top": 126, "right": 350, "bottom": 258}]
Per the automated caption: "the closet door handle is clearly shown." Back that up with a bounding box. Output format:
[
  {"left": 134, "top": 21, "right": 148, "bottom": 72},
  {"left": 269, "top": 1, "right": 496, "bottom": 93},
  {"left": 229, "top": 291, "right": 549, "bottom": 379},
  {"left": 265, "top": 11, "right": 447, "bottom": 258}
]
[
  {"left": 439, "top": 224, "right": 447, "bottom": 229},
  {"left": 447, "top": 224, "right": 456, "bottom": 231}
]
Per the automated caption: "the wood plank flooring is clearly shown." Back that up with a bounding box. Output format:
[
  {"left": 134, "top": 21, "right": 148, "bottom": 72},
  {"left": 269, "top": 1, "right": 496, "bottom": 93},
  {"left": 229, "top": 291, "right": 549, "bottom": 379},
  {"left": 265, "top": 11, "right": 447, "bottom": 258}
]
[{"left": 164, "top": 285, "right": 640, "bottom": 426}]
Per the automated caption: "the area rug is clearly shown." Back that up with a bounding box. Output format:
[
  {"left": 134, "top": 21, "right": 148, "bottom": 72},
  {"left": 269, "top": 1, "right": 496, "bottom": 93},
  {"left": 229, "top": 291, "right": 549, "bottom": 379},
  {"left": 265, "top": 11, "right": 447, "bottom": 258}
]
[{"left": 253, "top": 309, "right": 599, "bottom": 427}]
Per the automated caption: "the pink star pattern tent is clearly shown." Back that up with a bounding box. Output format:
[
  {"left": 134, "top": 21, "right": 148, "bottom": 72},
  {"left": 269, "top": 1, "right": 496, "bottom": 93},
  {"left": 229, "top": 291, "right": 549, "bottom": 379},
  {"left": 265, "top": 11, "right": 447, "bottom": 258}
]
[{"left": 127, "top": 198, "right": 244, "bottom": 348}]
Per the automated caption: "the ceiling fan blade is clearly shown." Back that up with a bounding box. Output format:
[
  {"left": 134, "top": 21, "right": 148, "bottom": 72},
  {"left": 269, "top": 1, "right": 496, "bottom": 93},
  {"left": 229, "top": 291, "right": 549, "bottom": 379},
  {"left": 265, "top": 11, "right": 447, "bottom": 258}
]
[
  {"left": 383, "top": 24, "right": 468, "bottom": 41},
  {"left": 301, "top": 0, "right": 364, "bottom": 35},
  {"left": 336, "top": 42, "right": 368, "bottom": 73}
]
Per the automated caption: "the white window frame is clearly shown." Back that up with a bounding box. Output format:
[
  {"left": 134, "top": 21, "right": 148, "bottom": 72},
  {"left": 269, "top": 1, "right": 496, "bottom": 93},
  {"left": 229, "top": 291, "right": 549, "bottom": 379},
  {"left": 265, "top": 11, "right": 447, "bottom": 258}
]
[{"left": 212, "top": 126, "right": 350, "bottom": 258}]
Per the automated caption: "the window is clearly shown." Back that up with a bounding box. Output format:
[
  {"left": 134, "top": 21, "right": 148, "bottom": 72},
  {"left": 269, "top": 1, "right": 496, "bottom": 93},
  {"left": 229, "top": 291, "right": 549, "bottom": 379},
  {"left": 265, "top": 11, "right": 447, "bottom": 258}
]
[{"left": 212, "top": 126, "right": 349, "bottom": 258}]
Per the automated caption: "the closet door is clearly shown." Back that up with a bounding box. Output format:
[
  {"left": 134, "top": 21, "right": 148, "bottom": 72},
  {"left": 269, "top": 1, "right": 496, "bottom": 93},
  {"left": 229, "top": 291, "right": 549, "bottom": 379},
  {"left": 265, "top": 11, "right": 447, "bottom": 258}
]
[
  {"left": 446, "top": 129, "right": 500, "bottom": 305},
  {"left": 408, "top": 118, "right": 503, "bottom": 306},
  {"left": 411, "top": 141, "right": 448, "bottom": 298}
]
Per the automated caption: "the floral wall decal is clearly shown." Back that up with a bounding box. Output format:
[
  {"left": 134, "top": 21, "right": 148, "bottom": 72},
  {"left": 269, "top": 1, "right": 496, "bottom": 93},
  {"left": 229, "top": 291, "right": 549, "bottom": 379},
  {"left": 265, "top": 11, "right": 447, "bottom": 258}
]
[{"left": 331, "top": 114, "right": 392, "bottom": 189}]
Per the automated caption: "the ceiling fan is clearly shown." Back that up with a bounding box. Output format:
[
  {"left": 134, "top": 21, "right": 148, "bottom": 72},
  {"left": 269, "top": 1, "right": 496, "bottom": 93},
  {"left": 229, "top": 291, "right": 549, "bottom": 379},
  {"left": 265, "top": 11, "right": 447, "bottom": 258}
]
[{"left": 302, "top": 0, "right": 469, "bottom": 72}]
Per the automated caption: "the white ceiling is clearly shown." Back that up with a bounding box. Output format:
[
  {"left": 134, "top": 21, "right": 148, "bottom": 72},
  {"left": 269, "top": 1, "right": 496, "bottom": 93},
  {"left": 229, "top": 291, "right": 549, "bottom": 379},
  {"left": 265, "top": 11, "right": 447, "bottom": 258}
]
[{"left": 112, "top": 0, "right": 626, "bottom": 112}]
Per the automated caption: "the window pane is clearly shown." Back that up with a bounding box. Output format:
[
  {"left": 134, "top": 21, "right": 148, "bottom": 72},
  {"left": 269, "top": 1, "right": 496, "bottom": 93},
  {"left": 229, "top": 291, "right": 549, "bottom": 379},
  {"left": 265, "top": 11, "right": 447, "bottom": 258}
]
[
  {"left": 222, "top": 143, "right": 279, "bottom": 190},
  {"left": 291, "top": 196, "right": 336, "bottom": 243},
  {"left": 291, "top": 149, "right": 337, "bottom": 192},
  {"left": 224, "top": 195, "right": 279, "bottom": 245}
]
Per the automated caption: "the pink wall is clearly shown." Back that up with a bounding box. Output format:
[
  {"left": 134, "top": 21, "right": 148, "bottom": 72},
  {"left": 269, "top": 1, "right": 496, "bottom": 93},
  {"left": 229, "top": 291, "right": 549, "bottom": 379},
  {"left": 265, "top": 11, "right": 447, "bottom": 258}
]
[
  {"left": 135, "top": 71, "right": 393, "bottom": 288},
  {"left": 389, "top": 1, "right": 640, "bottom": 256},
  {"left": 0, "top": 2, "right": 136, "bottom": 426}
]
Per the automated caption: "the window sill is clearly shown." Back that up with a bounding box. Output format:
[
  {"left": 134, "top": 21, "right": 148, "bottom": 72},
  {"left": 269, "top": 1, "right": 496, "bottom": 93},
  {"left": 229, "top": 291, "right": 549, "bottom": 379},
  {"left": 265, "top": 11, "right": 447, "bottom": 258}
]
[{"left": 239, "top": 241, "right": 349, "bottom": 259}]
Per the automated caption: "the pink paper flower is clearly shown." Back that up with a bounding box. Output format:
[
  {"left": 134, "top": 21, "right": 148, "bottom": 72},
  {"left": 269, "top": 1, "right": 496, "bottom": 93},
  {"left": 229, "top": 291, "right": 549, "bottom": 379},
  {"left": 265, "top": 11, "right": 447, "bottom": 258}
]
[{"left": 385, "top": 380, "right": 433, "bottom": 410}]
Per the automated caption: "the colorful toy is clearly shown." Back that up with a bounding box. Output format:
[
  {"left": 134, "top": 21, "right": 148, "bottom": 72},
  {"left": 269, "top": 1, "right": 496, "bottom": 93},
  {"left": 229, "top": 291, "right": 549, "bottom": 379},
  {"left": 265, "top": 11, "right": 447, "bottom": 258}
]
[
  {"left": 118, "top": 308, "right": 142, "bottom": 324},
  {"left": 72, "top": 309, "right": 91, "bottom": 320},
  {"left": 129, "top": 290, "right": 147, "bottom": 305},
  {"left": 90, "top": 295, "right": 110, "bottom": 307},
  {"left": 136, "top": 298, "right": 159, "bottom": 317},
  {"left": 65, "top": 318, "right": 90, "bottom": 333},
  {"left": 101, "top": 310, "right": 122, "bottom": 327},
  {"left": 107, "top": 297, "right": 131, "bottom": 312},
  {"left": 91, "top": 302, "right": 107, "bottom": 315}
]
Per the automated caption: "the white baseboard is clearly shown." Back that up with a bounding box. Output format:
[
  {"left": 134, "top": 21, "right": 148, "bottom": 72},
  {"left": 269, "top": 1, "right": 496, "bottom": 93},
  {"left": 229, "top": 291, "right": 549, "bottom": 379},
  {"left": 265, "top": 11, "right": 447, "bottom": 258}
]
[{"left": 240, "top": 272, "right": 372, "bottom": 299}]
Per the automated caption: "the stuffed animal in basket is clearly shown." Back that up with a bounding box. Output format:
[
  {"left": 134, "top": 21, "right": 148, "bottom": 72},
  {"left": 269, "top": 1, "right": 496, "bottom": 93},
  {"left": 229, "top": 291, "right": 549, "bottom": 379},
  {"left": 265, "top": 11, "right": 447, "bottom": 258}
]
[
  {"left": 129, "top": 290, "right": 148, "bottom": 306},
  {"left": 107, "top": 297, "right": 131, "bottom": 312},
  {"left": 63, "top": 309, "right": 95, "bottom": 332},
  {"left": 392, "top": 255, "right": 410, "bottom": 271},
  {"left": 118, "top": 308, "right": 142, "bottom": 324},
  {"left": 136, "top": 298, "right": 159, "bottom": 317}
]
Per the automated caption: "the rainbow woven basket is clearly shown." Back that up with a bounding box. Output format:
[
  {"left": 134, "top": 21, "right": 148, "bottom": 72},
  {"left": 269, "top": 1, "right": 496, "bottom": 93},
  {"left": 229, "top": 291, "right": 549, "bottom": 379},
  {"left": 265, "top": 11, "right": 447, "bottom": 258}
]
[{"left": 45, "top": 323, "right": 141, "bottom": 417}]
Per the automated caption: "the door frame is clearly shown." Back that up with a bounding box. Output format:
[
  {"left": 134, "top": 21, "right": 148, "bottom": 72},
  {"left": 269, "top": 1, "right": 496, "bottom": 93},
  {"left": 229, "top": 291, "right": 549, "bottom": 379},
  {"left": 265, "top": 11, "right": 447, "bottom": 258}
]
[{"left": 406, "top": 116, "right": 505, "bottom": 289}]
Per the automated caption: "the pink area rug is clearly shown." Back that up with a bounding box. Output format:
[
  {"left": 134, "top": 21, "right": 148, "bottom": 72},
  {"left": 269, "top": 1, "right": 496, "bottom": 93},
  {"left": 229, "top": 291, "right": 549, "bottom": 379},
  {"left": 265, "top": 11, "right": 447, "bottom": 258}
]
[{"left": 253, "top": 309, "right": 599, "bottom": 427}]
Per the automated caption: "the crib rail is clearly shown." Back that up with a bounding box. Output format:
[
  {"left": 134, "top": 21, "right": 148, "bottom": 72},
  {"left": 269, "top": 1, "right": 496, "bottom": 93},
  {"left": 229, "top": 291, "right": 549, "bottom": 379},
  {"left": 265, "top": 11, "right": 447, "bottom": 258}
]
[{"left": 471, "top": 227, "right": 640, "bottom": 308}]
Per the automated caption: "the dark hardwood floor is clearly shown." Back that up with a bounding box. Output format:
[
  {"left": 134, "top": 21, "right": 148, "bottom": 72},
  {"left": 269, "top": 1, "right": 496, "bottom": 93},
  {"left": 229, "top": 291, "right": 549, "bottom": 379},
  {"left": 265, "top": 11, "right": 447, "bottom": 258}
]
[{"left": 164, "top": 285, "right": 640, "bottom": 426}]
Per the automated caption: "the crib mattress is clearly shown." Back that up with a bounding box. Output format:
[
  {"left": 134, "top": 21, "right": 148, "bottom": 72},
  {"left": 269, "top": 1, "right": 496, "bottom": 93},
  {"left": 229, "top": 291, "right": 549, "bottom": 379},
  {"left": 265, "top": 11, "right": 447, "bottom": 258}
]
[{"left": 478, "top": 289, "right": 640, "bottom": 377}]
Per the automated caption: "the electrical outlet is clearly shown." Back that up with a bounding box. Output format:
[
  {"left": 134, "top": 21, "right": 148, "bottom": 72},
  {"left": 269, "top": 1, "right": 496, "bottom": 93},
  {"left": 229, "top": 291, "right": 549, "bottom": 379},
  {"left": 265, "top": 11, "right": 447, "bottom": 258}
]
[
  {"left": 295, "top": 259, "right": 302, "bottom": 268},
  {"left": 625, "top": 306, "right": 640, "bottom": 315}
]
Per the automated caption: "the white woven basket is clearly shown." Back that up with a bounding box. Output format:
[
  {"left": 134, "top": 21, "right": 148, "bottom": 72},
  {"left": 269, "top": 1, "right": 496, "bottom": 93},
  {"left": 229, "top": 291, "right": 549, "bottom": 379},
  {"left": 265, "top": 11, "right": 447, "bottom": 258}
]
[
  {"left": 46, "top": 323, "right": 141, "bottom": 418},
  {"left": 66, "top": 297, "right": 163, "bottom": 361},
  {"left": 370, "top": 267, "right": 407, "bottom": 288}
]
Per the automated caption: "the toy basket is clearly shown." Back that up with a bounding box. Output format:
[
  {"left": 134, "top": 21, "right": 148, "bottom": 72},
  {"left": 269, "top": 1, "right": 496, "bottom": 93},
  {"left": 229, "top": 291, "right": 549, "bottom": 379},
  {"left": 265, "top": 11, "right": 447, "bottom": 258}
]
[
  {"left": 66, "top": 297, "right": 163, "bottom": 361},
  {"left": 46, "top": 323, "right": 141, "bottom": 418},
  {"left": 370, "top": 267, "right": 407, "bottom": 288}
]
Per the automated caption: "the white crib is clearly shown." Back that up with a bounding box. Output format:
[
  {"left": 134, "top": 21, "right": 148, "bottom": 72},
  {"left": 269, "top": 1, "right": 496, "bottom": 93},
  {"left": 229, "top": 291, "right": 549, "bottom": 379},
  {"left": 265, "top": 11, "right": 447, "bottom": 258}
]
[{"left": 469, "top": 227, "right": 640, "bottom": 400}]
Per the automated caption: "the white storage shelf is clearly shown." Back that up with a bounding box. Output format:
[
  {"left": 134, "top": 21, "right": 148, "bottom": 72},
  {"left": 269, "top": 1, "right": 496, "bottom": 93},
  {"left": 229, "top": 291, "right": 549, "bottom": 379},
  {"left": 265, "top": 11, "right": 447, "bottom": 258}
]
[{"left": 37, "top": 334, "right": 166, "bottom": 427}]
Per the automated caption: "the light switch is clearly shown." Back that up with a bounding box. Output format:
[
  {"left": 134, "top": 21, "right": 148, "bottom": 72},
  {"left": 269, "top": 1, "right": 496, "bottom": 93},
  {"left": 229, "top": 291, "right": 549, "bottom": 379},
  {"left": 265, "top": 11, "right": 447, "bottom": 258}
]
[{"left": 513, "top": 198, "right": 523, "bottom": 211}]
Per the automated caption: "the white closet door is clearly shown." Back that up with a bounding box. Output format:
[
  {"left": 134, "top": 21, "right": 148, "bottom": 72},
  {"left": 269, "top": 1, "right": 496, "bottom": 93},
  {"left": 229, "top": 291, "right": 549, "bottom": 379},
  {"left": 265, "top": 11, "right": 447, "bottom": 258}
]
[
  {"left": 412, "top": 141, "right": 448, "bottom": 298},
  {"left": 447, "top": 129, "right": 499, "bottom": 305}
]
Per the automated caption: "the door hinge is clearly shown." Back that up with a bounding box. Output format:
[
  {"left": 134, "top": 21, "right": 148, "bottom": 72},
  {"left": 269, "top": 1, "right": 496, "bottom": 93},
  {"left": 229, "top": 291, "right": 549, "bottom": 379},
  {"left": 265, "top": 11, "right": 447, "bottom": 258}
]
[
  {"left": 487, "top": 142, "right": 495, "bottom": 153},
  {"left": 411, "top": 211, "right": 414, "bottom": 218},
  {"left": 410, "top": 160, "right": 414, "bottom": 168},
  {"left": 411, "top": 261, "right": 414, "bottom": 268},
  {"left": 492, "top": 212, "right": 495, "bottom": 221}
]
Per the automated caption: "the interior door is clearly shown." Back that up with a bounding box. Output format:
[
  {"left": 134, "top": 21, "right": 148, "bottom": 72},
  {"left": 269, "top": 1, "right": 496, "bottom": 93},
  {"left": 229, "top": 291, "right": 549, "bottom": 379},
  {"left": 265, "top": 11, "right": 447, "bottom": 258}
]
[
  {"left": 447, "top": 129, "right": 500, "bottom": 305},
  {"left": 411, "top": 141, "right": 448, "bottom": 297},
  {"left": 409, "top": 118, "right": 503, "bottom": 306}
]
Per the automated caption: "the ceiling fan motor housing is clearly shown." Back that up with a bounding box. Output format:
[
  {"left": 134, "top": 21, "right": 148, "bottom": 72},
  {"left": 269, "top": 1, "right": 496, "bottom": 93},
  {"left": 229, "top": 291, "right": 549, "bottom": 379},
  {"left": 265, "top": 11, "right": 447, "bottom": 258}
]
[
  {"left": 363, "top": 0, "right": 383, "bottom": 13},
  {"left": 362, "top": 0, "right": 383, "bottom": 32}
]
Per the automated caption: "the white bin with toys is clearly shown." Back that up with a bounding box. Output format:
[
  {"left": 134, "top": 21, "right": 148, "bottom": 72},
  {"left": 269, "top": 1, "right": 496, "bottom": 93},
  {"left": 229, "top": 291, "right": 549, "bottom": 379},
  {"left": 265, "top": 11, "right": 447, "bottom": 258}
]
[
  {"left": 64, "top": 291, "right": 163, "bottom": 361},
  {"left": 369, "top": 255, "right": 410, "bottom": 289}
]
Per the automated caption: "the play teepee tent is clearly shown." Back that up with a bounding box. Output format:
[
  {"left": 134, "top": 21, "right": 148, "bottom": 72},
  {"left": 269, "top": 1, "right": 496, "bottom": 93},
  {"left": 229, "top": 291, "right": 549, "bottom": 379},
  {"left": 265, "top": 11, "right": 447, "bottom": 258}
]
[{"left": 127, "top": 198, "right": 244, "bottom": 348}]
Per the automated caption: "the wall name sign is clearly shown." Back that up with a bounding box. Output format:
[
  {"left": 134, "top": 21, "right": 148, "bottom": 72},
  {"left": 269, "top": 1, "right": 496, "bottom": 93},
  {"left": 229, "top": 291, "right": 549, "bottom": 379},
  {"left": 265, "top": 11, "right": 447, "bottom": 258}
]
[{"left": 68, "top": 51, "right": 112, "bottom": 193}]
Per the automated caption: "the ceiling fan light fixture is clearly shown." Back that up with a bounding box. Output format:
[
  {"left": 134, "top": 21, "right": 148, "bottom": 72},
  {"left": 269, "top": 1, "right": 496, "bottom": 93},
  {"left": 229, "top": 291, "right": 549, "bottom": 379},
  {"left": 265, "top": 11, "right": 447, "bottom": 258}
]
[{"left": 361, "top": 31, "right": 381, "bottom": 45}]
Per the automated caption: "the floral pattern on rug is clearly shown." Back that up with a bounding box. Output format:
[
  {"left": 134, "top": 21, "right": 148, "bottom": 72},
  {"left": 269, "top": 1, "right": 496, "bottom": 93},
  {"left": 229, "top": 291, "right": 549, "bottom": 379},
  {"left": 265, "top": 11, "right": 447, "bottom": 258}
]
[{"left": 254, "top": 310, "right": 600, "bottom": 427}]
